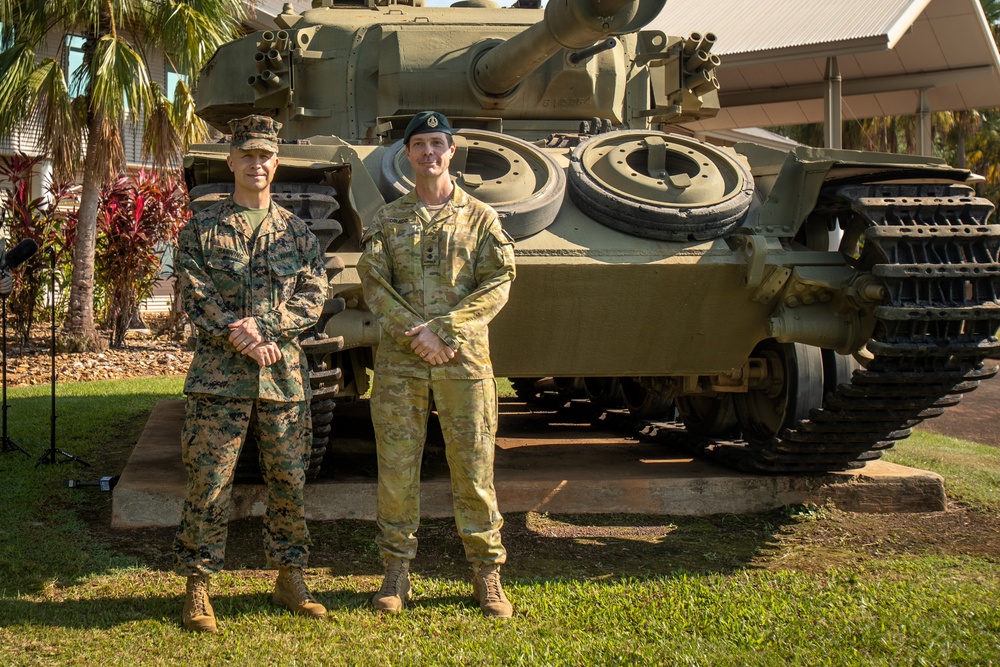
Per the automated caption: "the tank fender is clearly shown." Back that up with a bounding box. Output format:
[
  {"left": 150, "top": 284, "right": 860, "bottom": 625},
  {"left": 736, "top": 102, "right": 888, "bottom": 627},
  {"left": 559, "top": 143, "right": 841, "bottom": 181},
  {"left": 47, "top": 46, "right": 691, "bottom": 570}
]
[{"left": 745, "top": 150, "right": 835, "bottom": 238}]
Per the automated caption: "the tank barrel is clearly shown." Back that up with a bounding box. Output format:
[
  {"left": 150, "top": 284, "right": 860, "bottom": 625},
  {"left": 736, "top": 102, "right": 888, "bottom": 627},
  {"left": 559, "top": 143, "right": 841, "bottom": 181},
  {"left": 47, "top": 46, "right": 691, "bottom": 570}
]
[{"left": 474, "top": 0, "right": 646, "bottom": 96}]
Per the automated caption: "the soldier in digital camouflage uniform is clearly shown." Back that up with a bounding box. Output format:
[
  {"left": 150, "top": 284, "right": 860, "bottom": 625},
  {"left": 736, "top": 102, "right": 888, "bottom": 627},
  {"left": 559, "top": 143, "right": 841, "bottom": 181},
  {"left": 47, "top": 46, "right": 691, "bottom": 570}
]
[
  {"left": 173, "top": 114, "right": 328, "bottom": 633},
  {"left": 358, "top": 111, "right": 517, "bottom": 618}
]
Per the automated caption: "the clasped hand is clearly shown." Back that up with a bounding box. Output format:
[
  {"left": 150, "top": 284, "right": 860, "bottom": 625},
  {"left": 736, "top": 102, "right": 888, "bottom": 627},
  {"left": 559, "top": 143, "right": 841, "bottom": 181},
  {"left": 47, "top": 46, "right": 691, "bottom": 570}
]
[
  {"left": 228, "top": 317, "right": 281, "bottom": 367},
  {"left": 406, "top": 324, "right": 456, "bottom": 366}
]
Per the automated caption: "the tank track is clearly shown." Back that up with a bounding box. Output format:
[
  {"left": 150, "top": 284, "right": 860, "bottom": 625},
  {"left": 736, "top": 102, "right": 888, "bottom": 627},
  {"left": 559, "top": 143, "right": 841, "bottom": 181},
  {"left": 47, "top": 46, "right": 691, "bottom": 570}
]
[{"left": 662, "top": 182, "right": 1000, "bottom": 473}]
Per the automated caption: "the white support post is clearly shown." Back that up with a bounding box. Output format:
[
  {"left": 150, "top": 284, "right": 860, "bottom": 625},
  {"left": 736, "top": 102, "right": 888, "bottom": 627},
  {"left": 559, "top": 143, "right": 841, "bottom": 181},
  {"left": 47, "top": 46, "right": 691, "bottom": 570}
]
[
  {"left": 824, "top": 56, "right": 842, "bottom": 150},
  {"left": 918, "top": 89, "right": 933, "bottom": 157}
]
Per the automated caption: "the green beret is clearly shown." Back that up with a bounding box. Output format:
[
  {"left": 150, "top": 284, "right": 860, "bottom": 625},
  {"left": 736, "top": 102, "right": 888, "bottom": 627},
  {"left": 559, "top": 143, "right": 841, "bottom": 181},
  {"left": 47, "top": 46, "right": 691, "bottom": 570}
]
[
  {"left": 403, "top": 111, "right": 453, "bottom": 143},
  {"left": 229, "top": 114, "right": 281, "bottom": 152}
]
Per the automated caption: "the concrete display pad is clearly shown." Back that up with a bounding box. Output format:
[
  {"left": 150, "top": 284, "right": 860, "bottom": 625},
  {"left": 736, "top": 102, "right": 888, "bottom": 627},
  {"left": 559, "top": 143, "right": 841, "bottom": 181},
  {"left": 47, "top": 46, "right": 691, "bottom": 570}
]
[{"left": 111, "top": 400, "right": 947, "bottom": 529}]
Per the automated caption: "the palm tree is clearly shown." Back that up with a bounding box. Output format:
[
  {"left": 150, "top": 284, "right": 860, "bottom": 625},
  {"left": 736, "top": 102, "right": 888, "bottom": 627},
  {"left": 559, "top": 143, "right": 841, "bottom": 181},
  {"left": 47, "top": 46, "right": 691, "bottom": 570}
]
[{"left": 0, "top": 0, "right": 245, "bottom": 350}]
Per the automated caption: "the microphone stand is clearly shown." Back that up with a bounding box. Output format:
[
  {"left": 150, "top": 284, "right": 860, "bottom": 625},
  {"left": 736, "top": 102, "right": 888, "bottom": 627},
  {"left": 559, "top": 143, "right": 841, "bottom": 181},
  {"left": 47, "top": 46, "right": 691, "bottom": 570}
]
[
  {"left": 36, "top": 247, "right": 88, "bottom": 467},
  {"left": 1, "top": 288, "right": 30, "bottom": 456}
]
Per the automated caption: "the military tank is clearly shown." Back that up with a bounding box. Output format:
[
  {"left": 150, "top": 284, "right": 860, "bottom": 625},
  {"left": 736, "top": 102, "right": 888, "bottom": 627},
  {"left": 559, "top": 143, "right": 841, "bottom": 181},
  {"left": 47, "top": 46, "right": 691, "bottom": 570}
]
[{"left": 183, "top": 0, "right": 1000, "bottom": 475}]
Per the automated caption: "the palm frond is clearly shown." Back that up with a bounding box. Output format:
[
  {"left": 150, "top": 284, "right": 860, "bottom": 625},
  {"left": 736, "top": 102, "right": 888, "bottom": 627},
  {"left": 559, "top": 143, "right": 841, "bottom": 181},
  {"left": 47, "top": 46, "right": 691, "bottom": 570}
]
[
  {"left": 0, "top": 42, "right": 37, "bottom": 133},
  {"left": 0, "top": 0, "right": 61, "bottom": 47},
  {"left": 90, "top": 33, "right": 154, "bottom": 124},
  {"left": 169, "top": 75, "right": 212, "bottom": 151},
  {"left": 141, "top": 84, "right": 183, "bottom": 170},
  {"left": 88, "top": 111, "right": 126, "bottom": 183},
  {"left": 149, "top": 0, "right": 246, "bottom": 74},
  {"left": 24, "top": 58, "right": 84, "bottom": 181}
]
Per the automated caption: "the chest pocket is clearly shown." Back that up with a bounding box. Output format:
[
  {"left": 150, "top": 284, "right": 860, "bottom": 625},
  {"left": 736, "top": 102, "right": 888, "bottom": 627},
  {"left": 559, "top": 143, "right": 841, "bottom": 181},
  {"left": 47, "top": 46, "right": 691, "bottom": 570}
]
[
  {"left": 384, "top": 221, "right": 421, "bottom": 290},
  {"left": 205, "top": 254, "right": 249, "bottom": 308},
  {"left": 439, "top": 224, "right": 477, "bottom": 289},
  {"left": 268, "top": 238, "right": 302, "bottom": 305}
]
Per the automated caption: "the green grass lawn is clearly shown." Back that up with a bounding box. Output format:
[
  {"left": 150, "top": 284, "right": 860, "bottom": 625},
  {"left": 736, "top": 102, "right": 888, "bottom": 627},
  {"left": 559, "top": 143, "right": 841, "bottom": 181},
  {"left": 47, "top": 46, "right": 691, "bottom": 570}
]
[{"left": 1, "top": 377, "right": 998, "bottom": 666}]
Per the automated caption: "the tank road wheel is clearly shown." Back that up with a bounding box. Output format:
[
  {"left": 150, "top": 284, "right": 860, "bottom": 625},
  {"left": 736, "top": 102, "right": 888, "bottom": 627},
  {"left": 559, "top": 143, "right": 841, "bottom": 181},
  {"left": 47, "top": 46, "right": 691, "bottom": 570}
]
[
  {"left": 511, "top": 377, "right": 544, "bottom": 402},
  {"left": 620, "top": 378, "right": 675, "bottom": 419},
  {"left": 582, "top": 376, "right": 624, "bottom": 410},
  {"left": 568, "top": 130, "right": 754, "bottom": 241},
  {"left": 733, "top": 341, "right": 824, "bottom": 447},
  {"left": 675, "top": 395, "right": 739, "bottom": 437},
  {"left": 380, "top": 129, "right": 565, "bottom": 239},
  {"left": 822, "top": 349, "right": 861, "bottom": 398}
]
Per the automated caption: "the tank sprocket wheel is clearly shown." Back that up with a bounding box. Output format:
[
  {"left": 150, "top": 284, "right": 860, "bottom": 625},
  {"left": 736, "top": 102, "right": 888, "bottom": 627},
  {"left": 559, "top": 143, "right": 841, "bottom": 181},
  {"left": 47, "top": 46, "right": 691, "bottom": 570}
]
[
  {"left": 709, "top": 183, "right": 1000, "bottom": 473},
  {"left": 379, "top": 129, "right": 566, "bottom": 239},
  {"left": 568, "top": 130, "right": 754, "bottom": 241}
]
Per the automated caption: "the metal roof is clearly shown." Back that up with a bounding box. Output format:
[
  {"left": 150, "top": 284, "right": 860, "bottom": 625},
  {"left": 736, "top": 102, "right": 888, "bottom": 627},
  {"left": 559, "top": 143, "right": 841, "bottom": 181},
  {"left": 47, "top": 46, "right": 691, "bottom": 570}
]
[{"left": 647, "top": 0, "right": 1000, "bottom": 131}]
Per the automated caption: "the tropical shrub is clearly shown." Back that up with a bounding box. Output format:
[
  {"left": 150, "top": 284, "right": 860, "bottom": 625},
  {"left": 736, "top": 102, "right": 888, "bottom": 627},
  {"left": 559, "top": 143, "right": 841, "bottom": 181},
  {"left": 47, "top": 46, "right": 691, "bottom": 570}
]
[
  {"left": 94, "top": 171, "right": 188, "bottom": 348},
  {"left": 0, "top": 153, "right": 77, "bottom": 348}
]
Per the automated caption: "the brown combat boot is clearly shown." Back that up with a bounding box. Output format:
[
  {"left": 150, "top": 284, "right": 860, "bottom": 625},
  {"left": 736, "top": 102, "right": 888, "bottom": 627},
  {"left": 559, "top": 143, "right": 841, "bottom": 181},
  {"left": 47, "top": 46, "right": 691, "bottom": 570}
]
[
  {"left": 182, "top": 574, "right": 218, "bottom": 633},
  {"left": 372, "top": 557, "right": 410, "bottom": 614},
  {"left": 272, "top": 566, "right": 327, "bottom": 618},
  {"left": 472, "top": 563, "right": 513, "bottom": 619}
]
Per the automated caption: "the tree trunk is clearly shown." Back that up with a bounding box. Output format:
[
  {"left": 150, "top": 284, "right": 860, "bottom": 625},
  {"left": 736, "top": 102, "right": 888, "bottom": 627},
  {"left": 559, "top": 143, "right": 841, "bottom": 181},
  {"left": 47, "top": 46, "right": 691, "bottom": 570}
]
[
  {"left": 62, "top": 114, "right": 105, "bottom": 352},
  {"left": 957, "top": 133, "right": 967, "bottom": 169}
]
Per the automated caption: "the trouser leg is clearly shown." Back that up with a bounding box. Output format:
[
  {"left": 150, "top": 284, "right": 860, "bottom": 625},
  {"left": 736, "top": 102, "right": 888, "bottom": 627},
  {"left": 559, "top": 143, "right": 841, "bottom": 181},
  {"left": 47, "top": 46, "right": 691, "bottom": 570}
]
[
  {"left": 371, "top": 374, "right": 430, "bottom": 561},
  {"left": 255, "top": 399, "right": 312, "bottom": 569},
  {"left": 173, "top": 394, "right": 252, "bottom": 576},
  {"left": 435, "top": 377, "right": 506, "bottom": 565}
]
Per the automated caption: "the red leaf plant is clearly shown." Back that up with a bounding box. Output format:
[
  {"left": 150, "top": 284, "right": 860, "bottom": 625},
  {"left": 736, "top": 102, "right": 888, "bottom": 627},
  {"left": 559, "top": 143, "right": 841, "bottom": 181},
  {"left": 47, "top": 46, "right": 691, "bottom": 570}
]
[
  {"left": 95, "top": 170, "right": 188, "bottom": 348},
  {"left": 0, "top": 153, "right": 78, "bottom": 349}
]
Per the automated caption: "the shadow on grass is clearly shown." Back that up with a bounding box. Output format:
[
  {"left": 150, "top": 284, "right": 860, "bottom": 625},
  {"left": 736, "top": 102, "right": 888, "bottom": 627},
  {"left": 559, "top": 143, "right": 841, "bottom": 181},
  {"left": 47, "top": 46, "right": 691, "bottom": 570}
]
[
  {"left": 0, "top": 587, "right": 377, "bottom": 630},
  {"left": 2, "top": 380, "right": 804, "bottom": 598},
  {"left": 77, "top": 508, "right": 800, "bottom": 588}
]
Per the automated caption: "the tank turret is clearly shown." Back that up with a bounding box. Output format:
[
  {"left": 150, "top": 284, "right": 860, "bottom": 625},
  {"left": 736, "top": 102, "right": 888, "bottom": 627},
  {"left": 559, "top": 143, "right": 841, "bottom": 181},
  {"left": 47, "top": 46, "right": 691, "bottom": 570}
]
[
  {"left": 194, "top": 0, "right": 720, "bottom": 143},
  {"left": 186, "top": 0, "right": 1000, "bottom": 479}
]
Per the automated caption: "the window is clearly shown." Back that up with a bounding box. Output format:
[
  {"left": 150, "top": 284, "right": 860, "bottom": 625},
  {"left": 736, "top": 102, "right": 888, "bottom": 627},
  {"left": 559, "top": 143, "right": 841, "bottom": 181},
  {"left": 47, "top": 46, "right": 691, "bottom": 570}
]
[
  {"left": 66, "top": 34, "right": 88, "bottom": 97},
  {"left": 166, "top": 69, "right": 189, "bottom": 100}
]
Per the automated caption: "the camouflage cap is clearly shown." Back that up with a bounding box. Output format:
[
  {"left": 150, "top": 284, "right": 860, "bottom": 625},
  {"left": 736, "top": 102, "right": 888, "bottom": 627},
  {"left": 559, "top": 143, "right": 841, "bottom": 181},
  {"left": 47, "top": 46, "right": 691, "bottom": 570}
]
[
  {"left": 403, "top": 111, "right": 452, "bottom": 144},
  {"left": 229, "top": 114, "right": 281, "bottom": 152}
]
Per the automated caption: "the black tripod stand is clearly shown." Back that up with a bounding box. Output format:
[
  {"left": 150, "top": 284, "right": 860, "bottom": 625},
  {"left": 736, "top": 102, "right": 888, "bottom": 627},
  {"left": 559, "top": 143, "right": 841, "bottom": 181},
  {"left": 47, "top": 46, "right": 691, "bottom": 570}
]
[
  {"left": 36, "top": 247, "right": 88, "bottom": 467},
  {"left": 1, "top": 289, "right": 30, "bottom": 457}
]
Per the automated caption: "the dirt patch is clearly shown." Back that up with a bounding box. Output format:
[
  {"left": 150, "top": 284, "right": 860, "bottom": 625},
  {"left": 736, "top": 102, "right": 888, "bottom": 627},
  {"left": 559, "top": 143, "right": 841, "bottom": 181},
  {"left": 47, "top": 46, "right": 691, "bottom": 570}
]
[
  {"left": 2, "top": 329, "right": 192, "bottom": 388},
  {"left": 915, "top": 370, "right": 1000, "bottom": 447}
]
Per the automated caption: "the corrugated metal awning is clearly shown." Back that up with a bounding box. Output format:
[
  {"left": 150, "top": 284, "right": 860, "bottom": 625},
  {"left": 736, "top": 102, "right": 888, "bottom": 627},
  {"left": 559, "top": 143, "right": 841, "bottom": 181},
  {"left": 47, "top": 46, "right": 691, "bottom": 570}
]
[{"left": 647, "top": 0, "right": 1000, "bottom": 131}]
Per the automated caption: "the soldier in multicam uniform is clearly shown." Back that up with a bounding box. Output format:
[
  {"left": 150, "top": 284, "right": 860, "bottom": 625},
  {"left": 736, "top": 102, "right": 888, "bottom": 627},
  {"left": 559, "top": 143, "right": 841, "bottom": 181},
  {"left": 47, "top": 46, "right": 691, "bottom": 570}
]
[
  {"left": 173, "top": 114, "right": 328, "bottom": 633},
  {"left": 358, "top": 111, "right": 517, "bottom": 618}
]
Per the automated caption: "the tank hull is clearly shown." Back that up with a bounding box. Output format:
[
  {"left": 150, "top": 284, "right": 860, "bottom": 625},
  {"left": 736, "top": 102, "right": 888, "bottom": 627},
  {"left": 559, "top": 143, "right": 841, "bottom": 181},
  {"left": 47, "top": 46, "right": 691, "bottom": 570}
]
[{"left": 184, "top": 1, "right": 1000, "bottom": 475}]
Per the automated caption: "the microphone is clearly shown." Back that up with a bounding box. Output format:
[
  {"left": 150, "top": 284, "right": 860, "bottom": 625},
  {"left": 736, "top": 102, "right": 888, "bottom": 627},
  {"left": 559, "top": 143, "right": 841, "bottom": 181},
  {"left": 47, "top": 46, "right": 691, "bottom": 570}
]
[{"left": 0, "top": 238, "right": 39, "bottom": 272}]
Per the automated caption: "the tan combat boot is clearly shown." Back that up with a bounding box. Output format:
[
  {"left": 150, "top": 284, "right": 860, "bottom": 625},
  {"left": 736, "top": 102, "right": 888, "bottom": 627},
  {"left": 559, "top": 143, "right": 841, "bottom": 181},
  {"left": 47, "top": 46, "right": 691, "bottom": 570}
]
[
  {"left": 472, "top": 563, "right": 513, "bottom": 618},
  {"left": 372, "top": 557, "right": 411, "bottom": 614},
  {"left": 182, "top": 574, "right": 218, "bottom": 633},
  {"left": 272, "top": 566, "right": 327, "bottom": 618}
]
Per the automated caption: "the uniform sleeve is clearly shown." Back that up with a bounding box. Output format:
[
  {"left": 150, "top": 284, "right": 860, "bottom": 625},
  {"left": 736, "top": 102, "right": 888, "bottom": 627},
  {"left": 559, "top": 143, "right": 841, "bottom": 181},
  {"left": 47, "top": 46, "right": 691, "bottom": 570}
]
[
  {"left": 424, "top": 214, "right": 515, "bottom": 350},
  {"left": 175, "top": 218, "right": 239, "bottom": 341},
  {"left": 358, "top": 215, "right": 423, "bottom": 346},
  {"left": 255, "top": 226, "right": 328, "bottom": 343}
]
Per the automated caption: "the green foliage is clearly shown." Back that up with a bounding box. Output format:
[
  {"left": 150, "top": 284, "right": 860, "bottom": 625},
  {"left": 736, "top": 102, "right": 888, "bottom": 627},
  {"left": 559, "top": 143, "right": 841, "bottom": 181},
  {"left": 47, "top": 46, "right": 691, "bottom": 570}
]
[
  {"left": 95, "top": 171, "right": 188, "bottom": 347},
  {"left": 0, "top": 0, "right": 246, "bottom": 344},
  {"left": 0, "top": 153, "right": 77, "bottom": 347}
]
